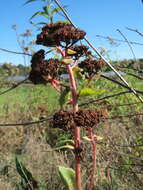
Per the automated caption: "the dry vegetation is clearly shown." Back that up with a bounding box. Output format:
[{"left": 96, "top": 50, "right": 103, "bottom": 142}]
[{"left": 0, "top": 81, "right": 142, "bottom": 189}]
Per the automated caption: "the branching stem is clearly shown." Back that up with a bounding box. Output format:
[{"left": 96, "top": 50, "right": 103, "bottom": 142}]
[
  {"left": 53, "top": 0, "right": 143, "bottom": 104},
  {"left": 66, "top": 64, "right": 82, "bottom": 190},
  {"left": 88, "top": 128, "right": 97, "bottom": 190},
  {"left": 66, "top": 65, "right": 78, "bottom": 112}
]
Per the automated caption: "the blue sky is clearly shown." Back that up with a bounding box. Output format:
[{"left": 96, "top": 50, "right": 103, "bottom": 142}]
[{"left": 0, "top": 0, "right": 143, "bottom": 65}]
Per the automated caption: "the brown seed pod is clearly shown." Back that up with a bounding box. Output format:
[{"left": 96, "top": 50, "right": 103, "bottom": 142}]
[
  {"left": 29, "top": 50, "right": 60, "bottom": 84},
  {"left": 66, "top": 45, "right": 92, "bottom": 59},
  {"left": 78, "top": 58, "right": 105, "bottom": 78},
  {"left": 52, "top": 109, "right": 107, "bottom": 131},
  {"left": 36, "top": 22, "right": 86, "bottom": 47},
  {"left": 73, "top": 109, "right": 107, "bottom": 128},
  {"left": 52, "top": 110, "right": 74, "bottom": 131}
]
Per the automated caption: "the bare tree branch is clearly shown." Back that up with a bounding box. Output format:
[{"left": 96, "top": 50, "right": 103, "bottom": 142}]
[
  {"left": 126, "top": 27, "right": 143, "bottom": 37},
  {"left": 0, "top": 112, "right": 141, "bottom": 127},
  {"left": 0, "top": 78, "right": 28, "bottom": 96},
  {"left": 0, "top": 108, "right": 142, "bottom": 127},
  {"left": 101, "top": 74, "right": 143, "bottom": 94},
  {"left": 117, "top": 29, "right": 137, "bottom": 61},
  {"left": 0, "top": 47, "right": 32, "bottom": 56},
  {"left": 112, "top": 101, "right": 141, "bottom": 107},
  {"left": 116, "top": 65, "right": 143, "bottom": 73},
  {"left": 0, "top": 115, "right": 53, "bottom": 127},
  {"left": 0, "top": 47, "right": 53, "bottom": 56},
  {"left": 96, "top": 34, "right": 143, "bottom": 46},
  {"left": 124, "top": 72, "right": 143, "bottom": 80},
  {"left": 79, "top": 91, "right": 132, "bottom": 107},
  {"left": 53, "top": 0, "right": 143, "bottom": 104},
  {"left": 108, "top": 112, "right": 143, "bottom": 120}
]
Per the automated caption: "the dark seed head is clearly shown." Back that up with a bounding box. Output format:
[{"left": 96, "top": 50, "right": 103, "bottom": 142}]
[
  {"left": 29, "top": 50, "right": 61, "bottom": 84},
  {"left": 78, "top": 58, "right": 105, "bottom": 78},
  {"left": 36, "top": 22, "right": 86, "bottom": 47}
]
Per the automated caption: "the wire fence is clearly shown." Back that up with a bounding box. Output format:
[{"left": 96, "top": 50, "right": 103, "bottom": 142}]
[{"left": 0, "top": 5, "right": 143, "bottom": 170}]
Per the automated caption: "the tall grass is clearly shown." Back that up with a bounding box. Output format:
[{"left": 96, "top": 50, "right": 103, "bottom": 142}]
[{"left": 0, "top": 75, "right": 142, "bottom": 189}]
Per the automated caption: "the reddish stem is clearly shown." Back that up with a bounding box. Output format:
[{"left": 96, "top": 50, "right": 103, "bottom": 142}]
[
  {"left": 56, "top": 46, "right": 65, "bottom": 57},
  {"left": 57, "top": 45, "right": 82, "bottom": 190},
  {"left": 66, "top": 64, "right": 82, "bottom": 190},
  {"left": 66, "top": 65, "right": 78, "bottom": 112},
  {"left": 88, "top": 128, "right": 97, "bottom": 190},
  {"left": 51, "top": 80, "right": 61, "bottom": 93},
  {"left": 74, "top": 126, "right": 82, "bottom": 190}
]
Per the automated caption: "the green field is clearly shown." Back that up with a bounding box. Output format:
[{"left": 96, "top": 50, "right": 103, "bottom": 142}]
[
  {"left": 0, "top": 84, "right": 60, "bottom": 120},
  {"left": 0, "top": 74, "right": 142, "bottom": 189}
]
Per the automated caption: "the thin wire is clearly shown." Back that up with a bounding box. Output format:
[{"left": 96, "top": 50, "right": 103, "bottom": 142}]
[
  {"left": 96, "top": 34, "right": 143, "bottom": 46},
  {"left": 0, "top": 78, "right": 28, "bottom": 96},
  {"left": 0, "top": 116, "right": 53, "bottom": 127},
  {"left": 117, "top": 29, "right": 137, "bottom": 61},
  {"left": 107, "top": 112, "right": 143, "bottom": 120},
  {"left": 0, "top": 110, "right": 142, "bottom": 127},
  {"left": 115, "top": 101, "right": 142, "bottom": 107},
  {"left": 79, "top": 91, "right": 131, "bottom": 107},
  {"left": 0, "top": 47, "right": 32, "bottom": 56},
  {"left": 53, "top": 0, "right": 143, "bottom": 104},
  {"left": 0, "top": 47, "right": 53, "bottom": 56},
  {"left": 101, "top": 74, "right": 143, "bottom": 94},
  {"left": 126, "top": 27, "right": 143, "bottom": 38},
  {"left": 117, "top": 65, "right": 143, "bottom": 73},
  {"left": 123, "top": 71, "right": 143, "bottom": 80}
]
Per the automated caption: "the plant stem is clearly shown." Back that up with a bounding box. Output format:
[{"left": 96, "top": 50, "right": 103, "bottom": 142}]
[
  {"left": 66, "top": 65, "right": 78, "bottom": 112},
  {"left": 53, "top": 0, "right": 143, "bottom": 104},
  {"left": 88, "top": 128, "right": 97, "bottom": 190},
  {"left": 66, "top": 64, "right": 82, "bottom": 190},
  {"left": 74, "top": 126, "right": 82, "bottom": 190}
]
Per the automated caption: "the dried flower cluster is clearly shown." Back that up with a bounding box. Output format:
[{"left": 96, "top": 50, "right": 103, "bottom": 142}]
[
  {"left": 66, "top": 45, "right": 92, "bottom": 59},
  {"left": 73, "top": 109, "right": 107, "bottom": 128},
  {"left": 52, "top": 110, "right": 74, "bottom": 131},
  {"left": 29, "top": 50, "right": 60, "bottom": 84},
  {"left": 78, "top": 58, "right": 105, "bottom": 78},
  {"left": 36, "top": 22, "right": 86, "bottom": 47},
  {"left": 29, "top": 22, "right": 106, "bottom": 85},
  {"left": 52, "top": 109, "right": 107, "bottom": 131}
]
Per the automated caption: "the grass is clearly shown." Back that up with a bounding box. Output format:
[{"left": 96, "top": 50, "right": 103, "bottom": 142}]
[
  {"left": 0, "top": 74, "right": 142, "bottom": 189},
  {"left": 0, "top": 84, "right": 60, "bottom": 120}
]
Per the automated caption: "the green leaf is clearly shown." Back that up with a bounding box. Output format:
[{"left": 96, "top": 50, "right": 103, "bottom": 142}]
[
  {"left": 67, "top": 49, "right": 77, "bottom": 55},
  {"left": 72, "top": 66, "right": 83, "bottom": 80},
  {"left": 57, "top": 20, "right": 70, "bottom": 23},
  {"left": 62, "top": 58, "right": 73, "bottom": 64},
  {"left": 58, "top": 166, "right": 76, "bottom": 190},
  {"left": 30, "top": 11, "right": 48, "bottom": 20},
  {"left": 30, "top": 21, "right": 47, "bottom": 27},
  {"left": 46, "top": 145, "right": 74, "bottom": 152},
  {"left": 24, "top": 0, "right": 38, "bottom": 5},
  {"left": 53, "top": 145, "right": 74, "bottom": 151},
  {"left": 43, "top": 3, "right": 53, "bottom": 16},
  {"left": 15, "top": 157, "right": 38, "bottom": 188},
  {"left": 15, "top": 157, "right": 32, "bottom": 182},
  {"left": 79, "top": 88, "right": 105, "bottom": 97},
  {"left": 82, "top": 135, "right": 103, "bottom": 142},
  {"left": 56, "top": 139, "right": 74, "bottom": 147},
  {"left": 24, "top": 0, "right": 48, "bottom": 5},
  {"left": 51, "top": 5, "right": 67, "bottom": 15},
  {"left": 82, "top": 136, "right": 91, "bottom": 142}
]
